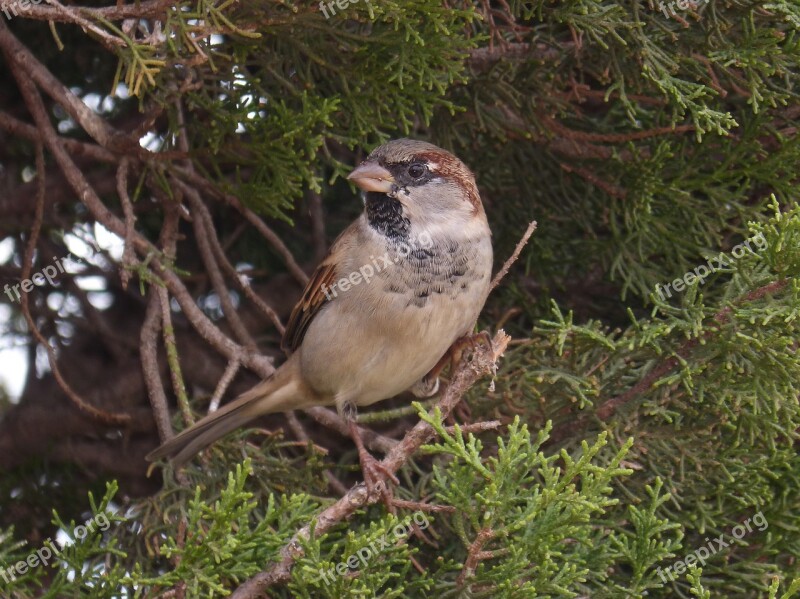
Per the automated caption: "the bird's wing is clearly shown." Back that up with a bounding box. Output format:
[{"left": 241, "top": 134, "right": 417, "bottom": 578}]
[{"left": 280, "top": 224, "right": 355, "bottom": 353}]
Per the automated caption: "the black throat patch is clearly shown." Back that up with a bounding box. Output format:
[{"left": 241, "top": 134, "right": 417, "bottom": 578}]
[{"left": 365, "top": 191, "right": 410, "bottom": 241}]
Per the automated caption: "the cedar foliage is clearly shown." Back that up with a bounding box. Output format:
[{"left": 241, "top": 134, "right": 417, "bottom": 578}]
[{"left": 0, "top": 0, "right": 798, "bottom": 597}]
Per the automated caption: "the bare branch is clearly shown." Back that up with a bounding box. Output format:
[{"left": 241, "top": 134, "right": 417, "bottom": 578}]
[
  {"left": 173, "top": 166, "right": 310, "bottom": 286},
  {"left": 16, "top": 137, "right": 129, "bottom": 425},
  {"left": 0, "top": 21, "right": 275, "bottom": 381},
  {"left": 208, "top": 359, "right": 240, "bottom": 414},
  {"left": 140, "top": 290, "right": 173, "bottom": 443},
  {"left": 116, "top": 157, "right": 137, "bottom": 290},
  {"left": 0, "top": 0, "right": 171, "bottom": 22},
  {"left": 304, "top": 407, "right": 397, "bottom": 455},
  {"left": 181, "top": 182, "right": 259, "bottom": 350},
  {"left": 489, "top": 220, "right": 537, "bottom": 292}
]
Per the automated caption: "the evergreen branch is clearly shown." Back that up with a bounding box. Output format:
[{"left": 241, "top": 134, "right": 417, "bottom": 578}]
[
  {"left": 229, "top": 331, "right": 511, "bottom": 598},
  {"left": 547, "top": 276, "right": 792, "bottom": 445}
]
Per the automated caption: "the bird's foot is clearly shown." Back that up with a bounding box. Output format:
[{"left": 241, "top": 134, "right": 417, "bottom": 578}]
[
  {"left": 357, "top": 448, "right": 400, "bottom": 504},
  {"left": 451, "top": 330, "right": 493, "bottom": 364}
]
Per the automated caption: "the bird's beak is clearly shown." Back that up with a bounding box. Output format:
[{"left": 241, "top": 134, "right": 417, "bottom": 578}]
[{"left": 347, "top": 162, "right": 395, "bottom": 193}]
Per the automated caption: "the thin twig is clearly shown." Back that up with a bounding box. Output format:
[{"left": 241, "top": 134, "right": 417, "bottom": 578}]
[
  {"left": 17, "top": 140, "right": 129, "bottom": 425},
  {"left": 116, "top": 157, "right": 137, "bottom": 290},
  {"left": 208, "top": 359, "right": 240, "bottom": 414},
  {"left": 0, "top": 0, "right": 171, "bottom": 22},
  {"left": 181, "top": 181, "right": 259, "bottom": 350},
  {"left": 305, "top": 407, "right": 398, "bottom": 455},
  {"left": 444, "top": 420, "right": 502, "bottom": 436},
  {"left": 489, "top": 220, "right": 537, "bottom": 292},
  {"left": 457, "top": 527, "right": 496, "bottom": 587},
  {"left": 0, "top": 22, "right": 275, "bottom": 381},
  {"left": 0, "top": 111, "right": 115, "bottom": 163},
  {"left": 140, "top": 290, "right": 173, "bottom": 442},
  {"left": 43, "top": 0, "right": 126, "bottom": 50},
  {"left": 188, "top": 187, "right": 285, "bottom": 335},
  {"left": 158, "top": 285, "right": 193, "bottom": 428},
  {"left": 173, "top": 166, "right": 309, "bottom": 286},
  {"left": 284, "top": 411, "right": 349, "bottom": 497}
]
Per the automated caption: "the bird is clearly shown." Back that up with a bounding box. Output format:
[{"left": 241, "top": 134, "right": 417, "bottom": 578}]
[{"left": 146, "top": 138, "right": 494, "bottom": 490}]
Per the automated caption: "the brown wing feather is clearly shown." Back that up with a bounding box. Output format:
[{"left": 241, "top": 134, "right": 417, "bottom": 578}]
[{"left": 281, "top": 260, "right": 338, "bottom": 353}]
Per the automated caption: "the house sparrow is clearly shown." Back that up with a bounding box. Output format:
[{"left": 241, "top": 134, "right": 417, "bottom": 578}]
[{"left": 147, "top": 139, "right": 493, "bottom": 489}]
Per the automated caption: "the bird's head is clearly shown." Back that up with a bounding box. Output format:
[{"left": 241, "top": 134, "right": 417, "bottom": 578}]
[{"left": 347, "top": 139, "right": 484, "bottom": 235}]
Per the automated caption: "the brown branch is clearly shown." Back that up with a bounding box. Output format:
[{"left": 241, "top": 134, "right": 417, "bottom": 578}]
[
  {"left": 559, "top": 162, "right": 627, "bottom": 200},
  {"left": 0, "top": 23, "right": 139, "bottom": 154},
  {"left": 468, "top": 42, "right": 568, "bottom": 72},
  {"left": 3, "top": 0, "right": 173, "bottom": 24},
  {"left": 0, "top": 0, "right": 171, "bottom": 22},
  {"left": 230, "top": 331, "right": 511, "bottom": 598},
  {"left": 186, "top": 181, "right": 285, "bottom": 335},
  {"left": 181, "top": 181, "right": 259, "bottom": 350},
  {"left": 284, "top": 411, "right": 349, "bottom": 497},
  {"left": 116, "top": 157, "right": 137, "bottom": 290},
  {"left": 457, "top": 527, "right": 496, "bottom": 587},
  {"left": 16, "top": 138, "right": 129, "bottom": 425},
  {"left": 140, "top": 289, "right": 173, "bottom": 443},
  {"left": 0, "top": 21, "right": 275, "bottom": 381},
  {"left": 173, "top": 166, "right": 310, "bottom": 286},
  {"left": 489, "top": 220, "right": 537, "bottom": 292},
  {"left": 0, "top": 111, "right": 115, "bottom": 163},
  {"left": 444, "top": 420, "right": 502, "bottom": 436},
  {"left": 304, "top": 407, "right": 397, "bottom": 455},
  {"left": 542, "top": 114, "right": 696, "bottom": 144},
  {"left": 0, "top": 23, "right": 187, "bottom": 162},
  {"left": 208, "top": 359, "right": 240, "bottom": 414},
  {"left": 42, "top": 0, "right": 126, "bottom": 50}
]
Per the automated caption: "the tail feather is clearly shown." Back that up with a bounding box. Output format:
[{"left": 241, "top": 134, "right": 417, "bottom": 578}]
[{"left": 146, "top": 363, "right": 303, "bottom": 466}]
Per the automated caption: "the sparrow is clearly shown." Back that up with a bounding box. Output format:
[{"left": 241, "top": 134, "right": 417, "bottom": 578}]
[{"left": 146, "top": 139, "right": 493, "bottom": 488}]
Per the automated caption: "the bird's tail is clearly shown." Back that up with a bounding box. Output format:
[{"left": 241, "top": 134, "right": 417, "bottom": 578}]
[{"left": 145, "top": 358, "right": 306, "bottom": 466}]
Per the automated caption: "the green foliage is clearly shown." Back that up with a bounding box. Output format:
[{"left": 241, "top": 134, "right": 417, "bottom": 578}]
[
  {"left": 136, "top": 460, "right": 320, "bottom": 596},
  {"left": 4, "top": 0, "right": 800, "bottom": 596}
]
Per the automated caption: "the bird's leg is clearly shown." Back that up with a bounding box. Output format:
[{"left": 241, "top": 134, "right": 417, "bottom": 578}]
[{"left": 342, "top": 401, "right": 399, "bottom": 502}]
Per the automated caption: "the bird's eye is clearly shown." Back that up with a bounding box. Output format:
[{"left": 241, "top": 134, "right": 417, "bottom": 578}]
[{"left": 407, "top": 163, "right": 427, "bottom": 179}]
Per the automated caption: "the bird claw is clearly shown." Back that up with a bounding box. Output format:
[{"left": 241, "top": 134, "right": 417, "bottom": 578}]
[
  {"left": 358, "top": 451, "right": 399, "bottom": 505},
  {"left": 410, "top": 375, "right": 440, "bottom": 398},
  {"left": 451, "top": 330, "right": 493, "bottom": 365}
]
